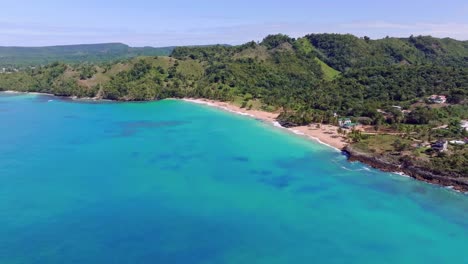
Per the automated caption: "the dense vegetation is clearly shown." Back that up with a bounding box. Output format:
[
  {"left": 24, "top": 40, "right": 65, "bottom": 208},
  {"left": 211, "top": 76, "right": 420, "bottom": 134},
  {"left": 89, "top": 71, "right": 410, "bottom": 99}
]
[
  {"left": 0, "top": 33, "right": 467, "bottom": 178},
  {"left": 0, "top": 43, "right": 174, "bottom": 67},
  {"left": 307, "top": 34, "right": 468, "bottom": 71}
]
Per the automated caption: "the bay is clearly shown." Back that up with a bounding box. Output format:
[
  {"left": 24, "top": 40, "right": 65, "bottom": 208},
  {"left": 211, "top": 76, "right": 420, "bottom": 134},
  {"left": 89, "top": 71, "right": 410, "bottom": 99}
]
[{"left": 0, "top": 93, "right": 467, "bottom": 264}]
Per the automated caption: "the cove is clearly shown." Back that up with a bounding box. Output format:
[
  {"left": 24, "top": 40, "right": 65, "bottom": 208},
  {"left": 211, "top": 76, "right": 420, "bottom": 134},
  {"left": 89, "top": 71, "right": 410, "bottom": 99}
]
[{"left": 0, "top": 93, "right": 467, "bottom": 264}]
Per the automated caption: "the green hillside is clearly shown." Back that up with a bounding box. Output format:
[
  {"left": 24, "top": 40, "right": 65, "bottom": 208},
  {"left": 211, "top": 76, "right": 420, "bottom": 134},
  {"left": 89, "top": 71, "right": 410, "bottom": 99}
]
[
  {"left": 0, "top": 43, "right": 174, "bottom": 67},
  {"left": 307, "top": 34, "right": 468, "bottom": 71},
  {"left": 0, "top": 33, "right": 466, "bottom": 117},
  {"left": 314, "top": 57, "right": 340, "bottom": 80}
]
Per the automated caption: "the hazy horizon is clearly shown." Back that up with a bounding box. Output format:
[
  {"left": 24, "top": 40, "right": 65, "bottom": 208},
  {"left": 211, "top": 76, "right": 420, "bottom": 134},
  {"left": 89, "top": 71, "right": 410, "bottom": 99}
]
[
  {"left": 2, "top": 0, "right": 468, "bottom": 47},
  {"left": 1, "top": 33, "right": 467, "bottom": 49}
]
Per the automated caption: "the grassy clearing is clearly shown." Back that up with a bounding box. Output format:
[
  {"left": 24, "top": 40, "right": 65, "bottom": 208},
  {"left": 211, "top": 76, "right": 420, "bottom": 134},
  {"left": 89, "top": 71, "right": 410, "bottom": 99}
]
[
  {"left": 231, "top": 96, "right": 270, "bottom": 111},
  {"left": 177, "top": 59, "right": 204, "bottom": 78},
  {"left": 354, "top": 134, "right": 412, "bottom": 154},
  {"left": 315, "top": 58, "right": 340, "bottom": 80},
  {"left": 233, "top": 46, "right": 270, "bottom": 61}
]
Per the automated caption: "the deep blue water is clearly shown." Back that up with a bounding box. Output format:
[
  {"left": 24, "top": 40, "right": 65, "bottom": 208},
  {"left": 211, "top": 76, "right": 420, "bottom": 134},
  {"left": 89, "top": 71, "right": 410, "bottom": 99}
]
[{"left": 1, "top": 93, "right": 467, "bottom": 264}]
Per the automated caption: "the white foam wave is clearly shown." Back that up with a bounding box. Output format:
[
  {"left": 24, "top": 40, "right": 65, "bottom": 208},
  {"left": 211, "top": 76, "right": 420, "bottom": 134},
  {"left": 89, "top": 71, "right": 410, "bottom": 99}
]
[
  {"left": 392, "top": 172, "right": 410, "bottom": 178},
  {"left": 290, "top": 129, "right": 305, "bottom": 136},
  {"left": 272, "top": 121, "right": 283, "bottom": 128},
  {"left": 341, "top": 166, "right": 369, "bottom": 172}
]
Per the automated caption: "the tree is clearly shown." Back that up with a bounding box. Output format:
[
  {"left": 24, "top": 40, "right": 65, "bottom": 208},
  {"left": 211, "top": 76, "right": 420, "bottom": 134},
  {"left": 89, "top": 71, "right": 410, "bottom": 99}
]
[
  {"left": 392, "top": 139, "right": 407, "bottom": 151},
  {"left": 406, "top": 107, "right": 434, "bottom": 124},
  {"left": 448, "top": 89, "right": 466, "bottom": 104},
  {"left": 448, "top": 118, "right": 462, "bottom": 135},
  {"left": 261, "top": 34, "right": 294, "bottom": 49},
  {"left": 348, "top": 129, "right": 363, "bottom": 142}
]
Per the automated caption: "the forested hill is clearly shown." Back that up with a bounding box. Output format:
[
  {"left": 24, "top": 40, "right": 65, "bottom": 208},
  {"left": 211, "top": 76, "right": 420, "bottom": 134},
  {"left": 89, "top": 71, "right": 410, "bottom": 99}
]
[
  {"left": 306, "top": 34, "right": 468, "bottom": 71},
  {"left": 0, "top": 43, "right": 174, "bottom": 67},
  {"left": 0, "top": 33, "right": 466, "bottom": 120}
]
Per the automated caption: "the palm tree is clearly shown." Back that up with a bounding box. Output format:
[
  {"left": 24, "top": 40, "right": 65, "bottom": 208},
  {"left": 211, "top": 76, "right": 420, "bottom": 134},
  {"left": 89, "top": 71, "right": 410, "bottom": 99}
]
[{"left": 348, "top": 129, "right": 363, "bottom": 143}]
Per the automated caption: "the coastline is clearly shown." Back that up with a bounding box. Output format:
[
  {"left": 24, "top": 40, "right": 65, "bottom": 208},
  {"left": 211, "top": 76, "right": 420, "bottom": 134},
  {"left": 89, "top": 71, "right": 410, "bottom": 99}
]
[
  {"left": 1, "top": 90, "right": 55, "bottom": 96},
  {"left": 180, "top": 98, "right": 468, "bottom": 193},
  {"left": 343, "top": 145, "right": 468, "bottom": 193},
  {"left": 0, "top": 90, "right": 110, "bottom": 102},
  {"left": 3, "top": 91, "right": 465, "bottom": 193},
  {"left": 0, "top": 91, "right": 345, "bottom": 150},
  {"left": 181, "top": 98, "right": 347, "bottom": 151}
]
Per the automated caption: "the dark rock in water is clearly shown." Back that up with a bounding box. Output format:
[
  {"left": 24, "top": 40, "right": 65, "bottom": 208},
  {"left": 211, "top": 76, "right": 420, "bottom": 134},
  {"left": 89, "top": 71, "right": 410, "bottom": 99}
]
[
  {"left": 343, "top": 145, "right": 468, "bottom": 193},
  {"left": 277, "top": 119, "right": 299, "bottom": 128}
]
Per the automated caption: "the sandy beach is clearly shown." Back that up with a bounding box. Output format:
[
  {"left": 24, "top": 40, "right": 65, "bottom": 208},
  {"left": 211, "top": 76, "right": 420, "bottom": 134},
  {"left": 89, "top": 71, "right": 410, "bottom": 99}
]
[
  {"left": 1, "top": 92, "right": 348, "bottom": 150},
  {"left": 181, "top": 98, "right": 348, "bottom": 151}
]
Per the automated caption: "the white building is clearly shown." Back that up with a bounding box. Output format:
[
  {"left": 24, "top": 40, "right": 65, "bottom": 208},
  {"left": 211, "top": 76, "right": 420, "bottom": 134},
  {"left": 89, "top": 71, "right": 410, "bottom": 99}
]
[
  {"left": 449, "top": 140, "right": 465, "bottom": 145},
  {"left": 431, "top": 140, "right": 448, "bottom": 152},
  {"left": 462, "top": 120, "right": 468, "bottom": 132},
  {"left": 428, "top": 95, "right": 447, "bottom": 104}
]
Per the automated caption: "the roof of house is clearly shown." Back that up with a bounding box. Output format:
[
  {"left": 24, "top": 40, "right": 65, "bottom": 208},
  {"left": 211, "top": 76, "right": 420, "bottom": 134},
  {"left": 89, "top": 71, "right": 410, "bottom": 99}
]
[
  {"left": 429, "top": 94, "right": 446, "bottom": 98},
  {"left": 432, "top": 140, "right": 447, "bottom": 148}
]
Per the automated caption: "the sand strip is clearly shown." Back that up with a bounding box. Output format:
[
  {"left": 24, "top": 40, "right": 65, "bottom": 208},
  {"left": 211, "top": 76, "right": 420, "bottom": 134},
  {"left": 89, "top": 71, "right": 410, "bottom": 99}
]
[{"left": 181, "top": 98, "right": 347, "bottom": 151}]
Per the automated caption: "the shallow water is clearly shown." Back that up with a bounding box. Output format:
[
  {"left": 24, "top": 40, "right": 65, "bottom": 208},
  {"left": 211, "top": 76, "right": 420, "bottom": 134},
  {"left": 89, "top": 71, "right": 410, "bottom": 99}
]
[{"left": 1, "top": 93, "right": 467, "bottom": 264}]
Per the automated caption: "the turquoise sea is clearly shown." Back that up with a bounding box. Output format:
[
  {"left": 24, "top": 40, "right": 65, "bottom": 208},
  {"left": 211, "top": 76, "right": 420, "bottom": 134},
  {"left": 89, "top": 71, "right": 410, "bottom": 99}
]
[{"left": 0, "top": 93, "right": 467, "bottom": 264}]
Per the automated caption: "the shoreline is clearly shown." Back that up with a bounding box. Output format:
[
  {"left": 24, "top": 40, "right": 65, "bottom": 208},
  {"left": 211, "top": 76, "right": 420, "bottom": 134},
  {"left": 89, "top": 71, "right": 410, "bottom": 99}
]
[
  {"left": 0, "top": 91, "right": 345, "bottom": 150},
  {"left": 181, "top": 98, "right": 347, "bottom": 151},
  {"left": 0, "top": 90, "right": 111, "bottom": 102},
  {"left": 181, "top": 98, "right": 467, "bottom": 193},
  {"left": 3, "top": 91, "right": 465, "bottom": 193},
  {"left": 343, "top": 145, "right": 468, "bottom": 193},
  {"left": 1, "top": 90, "right": 56, "bottom": 96},
  {"left": 1, "top": 90, "right": 346, "bottom": 151}
]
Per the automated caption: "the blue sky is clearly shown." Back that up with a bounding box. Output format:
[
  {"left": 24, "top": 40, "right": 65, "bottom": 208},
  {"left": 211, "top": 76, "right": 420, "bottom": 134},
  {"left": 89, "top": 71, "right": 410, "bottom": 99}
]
[{"left": 2, "top": 0, "right": 468, "bottom": 46}]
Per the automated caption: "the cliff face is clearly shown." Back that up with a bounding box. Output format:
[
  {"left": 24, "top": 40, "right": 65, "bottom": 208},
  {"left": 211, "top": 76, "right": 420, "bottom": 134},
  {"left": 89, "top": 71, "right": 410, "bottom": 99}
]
[{"left": 343, "top": 145, "right": 468, "bottom": 193}]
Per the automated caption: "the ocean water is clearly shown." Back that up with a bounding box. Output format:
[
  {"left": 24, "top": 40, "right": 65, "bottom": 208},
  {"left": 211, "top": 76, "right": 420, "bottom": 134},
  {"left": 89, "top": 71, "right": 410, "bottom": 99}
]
[{"left": 0, "top": 93, "right": 467, "bottom": 264}]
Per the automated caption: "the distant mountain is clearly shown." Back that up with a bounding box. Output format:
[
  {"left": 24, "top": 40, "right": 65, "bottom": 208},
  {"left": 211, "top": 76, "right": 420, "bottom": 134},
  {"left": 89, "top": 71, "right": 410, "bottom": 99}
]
[{"left": 0, "top": 43, "right": 175, "bottom": 67}]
